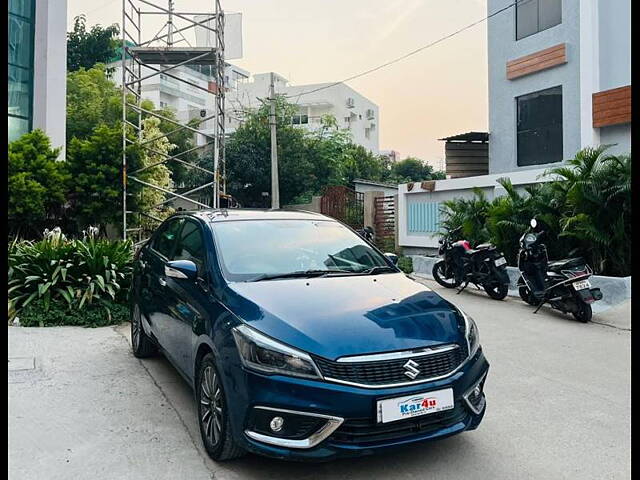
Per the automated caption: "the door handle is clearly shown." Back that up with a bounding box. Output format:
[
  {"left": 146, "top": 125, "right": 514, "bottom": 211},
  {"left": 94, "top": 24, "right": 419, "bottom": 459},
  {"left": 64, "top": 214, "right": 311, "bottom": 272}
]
[{"left": 158, "top": 277, "right": 167, "bottom": 287}]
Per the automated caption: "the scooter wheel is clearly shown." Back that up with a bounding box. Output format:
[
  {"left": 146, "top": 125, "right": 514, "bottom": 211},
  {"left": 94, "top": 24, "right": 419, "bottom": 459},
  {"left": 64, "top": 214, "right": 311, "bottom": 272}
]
[
  {"left": 572, "top": 302, "right": 592, "bottom": 323},
  {"left": 518, "top": 286, "right": 537, "bottom": 306}
]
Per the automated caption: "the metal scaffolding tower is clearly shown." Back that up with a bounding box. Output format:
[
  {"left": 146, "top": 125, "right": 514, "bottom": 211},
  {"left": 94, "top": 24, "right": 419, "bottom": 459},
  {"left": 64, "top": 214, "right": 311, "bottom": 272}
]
[{"left": 121, "top": 0, "right": 225, "bottom": 242}]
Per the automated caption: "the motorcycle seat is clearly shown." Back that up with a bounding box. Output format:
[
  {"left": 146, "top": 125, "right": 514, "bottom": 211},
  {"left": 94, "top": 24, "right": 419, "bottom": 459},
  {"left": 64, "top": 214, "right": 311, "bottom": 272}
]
[
  {"left": 547, "top": 257, "right": 586, "bottom": 273},
  {"left": 475, "top": 243, "right": 494, "bottom": 250}
]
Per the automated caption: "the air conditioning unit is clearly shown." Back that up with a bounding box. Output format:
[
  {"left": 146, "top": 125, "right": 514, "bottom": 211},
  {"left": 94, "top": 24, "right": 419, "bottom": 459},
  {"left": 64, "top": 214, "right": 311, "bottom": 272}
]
[
  {"left": 366, "top": 109, "right": 375, "bottom": 119},
  {"left": 346, "top": 97, "right": 355, "bottom": 108}
]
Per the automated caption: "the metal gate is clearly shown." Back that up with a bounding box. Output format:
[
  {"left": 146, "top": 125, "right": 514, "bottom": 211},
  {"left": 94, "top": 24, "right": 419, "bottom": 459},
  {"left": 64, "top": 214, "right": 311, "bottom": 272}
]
[
  {"left": 320, "top": 186, "right": 364, "bottom": 230},
  {"left": 374, "top": 195, "right": 395, "bottom": 250}
]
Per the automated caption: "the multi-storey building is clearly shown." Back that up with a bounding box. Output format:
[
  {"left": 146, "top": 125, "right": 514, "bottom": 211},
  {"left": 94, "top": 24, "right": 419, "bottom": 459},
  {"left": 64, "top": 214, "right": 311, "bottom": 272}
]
[
  {"left": 108, "top": 61, "right": 250, "bottom": 146},
  {"left": 228, "top": 72, "right": 380, "bottom": 154},
  {"left": 488, "top": 0, "right": 631, "bottom": 174},
  {"left": 8, "top": 0, "right": 67, "bottom": 156}
]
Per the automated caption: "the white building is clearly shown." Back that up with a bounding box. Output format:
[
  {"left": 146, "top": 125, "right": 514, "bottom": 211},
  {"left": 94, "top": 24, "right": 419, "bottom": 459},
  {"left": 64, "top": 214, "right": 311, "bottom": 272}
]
[
  {"left": 397, "top": 0, "right": 631, "bottom": 253},
  {"left": 488, "top": 0, "right": 631, "bottom": 174},
  {"left": 228, "top": 72, "right": 380, "bottom": 154},
  {"left": 380, "top": 150, "right": 400, "bottom": 163},
  {"left": 8, "top": 0, "right": 67, "bottom": 157},
  {"left": 108, "top": 61, "right": 250, "bottom": 145}
]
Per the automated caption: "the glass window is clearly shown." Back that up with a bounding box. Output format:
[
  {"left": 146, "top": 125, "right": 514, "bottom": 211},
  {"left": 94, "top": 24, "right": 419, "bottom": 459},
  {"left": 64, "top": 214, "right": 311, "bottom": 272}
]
[
  {"left": 211, "top": 220, "right": 389, "bottom": 282},
  {"left": 8, "top": 65, "right": 31, "bottom": 118},
  {"left": 152, "top": 219, "right": 184, "bottom": 258},
  {"left": 516, "top": 0, "right": 561, "bottom": 40},
  {"left": 9, "top": 0, "right": 33, "bottom": 18},
  {"left": 516, "top": 86, "right": 563, "bottom": 167},
  {"left": 8, "top": 116, "right": 29, "bottom": 142},
  {"left": 8, "top": 16, "right": 33, "bottom": 68},
  {"left": 174, "top": 220, "right": 206, "bottom": 266},
  {"left": 8, "top": 1, "right": 35, "bottom": 140}
]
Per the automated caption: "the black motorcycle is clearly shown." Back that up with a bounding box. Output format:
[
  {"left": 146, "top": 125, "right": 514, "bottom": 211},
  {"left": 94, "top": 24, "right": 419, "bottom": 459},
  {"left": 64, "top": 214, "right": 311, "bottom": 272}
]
[
  {"left": 432, "top": 226, "right": 511, "bottom": 300},
  {"left": 516, "top": 218, "right": 603, "bottom": 322}
]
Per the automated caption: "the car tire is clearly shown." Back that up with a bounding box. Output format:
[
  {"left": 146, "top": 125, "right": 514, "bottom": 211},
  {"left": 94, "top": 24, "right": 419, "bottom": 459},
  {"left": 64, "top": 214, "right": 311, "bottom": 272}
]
[
  {"left": 131, "top": 303, "right": 157, "bottom": 358},
  {"left": 196, "top": 354, "right": 246, "bottom": 461}
]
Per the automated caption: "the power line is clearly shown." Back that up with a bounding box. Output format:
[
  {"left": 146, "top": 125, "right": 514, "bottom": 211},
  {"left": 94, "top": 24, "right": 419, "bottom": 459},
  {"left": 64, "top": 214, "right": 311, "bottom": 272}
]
[{"left": 284, "top": 0, "right": 522, "bottom": 100}]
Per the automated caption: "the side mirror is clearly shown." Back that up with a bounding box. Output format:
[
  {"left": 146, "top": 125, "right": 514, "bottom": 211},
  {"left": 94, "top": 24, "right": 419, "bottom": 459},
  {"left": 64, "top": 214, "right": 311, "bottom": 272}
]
[
  {"left": 165, "top": 260, "right": 198, "bottom": 280},
  {"left": 530, "top": 218, "right": 537, "bottom": 229},
  {"left": 384, "top": 253, "right": 399, "bottom": 265}
]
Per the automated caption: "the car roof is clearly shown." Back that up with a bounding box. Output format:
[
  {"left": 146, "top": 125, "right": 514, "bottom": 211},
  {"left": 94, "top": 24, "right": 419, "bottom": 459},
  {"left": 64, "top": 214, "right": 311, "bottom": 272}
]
[{"left": 182, "top": 208, "right": 336, "bottom": 225}]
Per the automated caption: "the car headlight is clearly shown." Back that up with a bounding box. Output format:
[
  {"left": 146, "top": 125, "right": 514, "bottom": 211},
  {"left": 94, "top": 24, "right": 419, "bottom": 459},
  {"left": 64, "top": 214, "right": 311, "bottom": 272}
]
[
  {"left": 232, "top": 324, "right": 322, "bottom": 380},
  {"left": 460, "top": 310, "right": 480, "bottom": 358}
]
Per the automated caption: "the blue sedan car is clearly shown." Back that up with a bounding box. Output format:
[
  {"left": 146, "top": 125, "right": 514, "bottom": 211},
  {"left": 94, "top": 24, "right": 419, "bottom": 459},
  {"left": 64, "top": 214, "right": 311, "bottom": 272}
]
[{"left": 130, "top": 209, "right": 489, "bottom": 461}]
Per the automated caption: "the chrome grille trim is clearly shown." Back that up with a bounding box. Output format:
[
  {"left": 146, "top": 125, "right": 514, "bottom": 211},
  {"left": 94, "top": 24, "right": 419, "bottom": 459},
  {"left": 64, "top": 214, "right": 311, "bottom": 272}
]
[{"left": 335, "top": 344, "right": 459, "bottom": 363}]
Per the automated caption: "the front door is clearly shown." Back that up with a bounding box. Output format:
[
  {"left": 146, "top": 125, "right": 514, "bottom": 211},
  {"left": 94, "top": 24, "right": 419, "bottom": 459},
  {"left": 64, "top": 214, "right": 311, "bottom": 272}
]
[{"left": 164, "top": 218, "right": 210, "bottom": 380}]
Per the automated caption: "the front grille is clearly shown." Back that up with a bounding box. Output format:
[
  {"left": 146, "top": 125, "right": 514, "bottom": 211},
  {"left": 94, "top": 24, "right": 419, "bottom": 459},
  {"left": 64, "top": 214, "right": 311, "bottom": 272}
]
[
  {"left": 330, "top": 401, "right": 467, "bottom": 445},
  {"left": 314, "top": 345, "right": 466, "bottom": 387}
]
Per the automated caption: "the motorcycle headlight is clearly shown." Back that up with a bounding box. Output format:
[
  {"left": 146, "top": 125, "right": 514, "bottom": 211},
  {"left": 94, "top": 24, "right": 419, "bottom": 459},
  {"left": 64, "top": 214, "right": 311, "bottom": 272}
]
[
  {"left": 460, "top": 310, "right": 480, "bottom": 359},
  {"left": 232, "top": 324, "right": 322, "bottom": 380}
]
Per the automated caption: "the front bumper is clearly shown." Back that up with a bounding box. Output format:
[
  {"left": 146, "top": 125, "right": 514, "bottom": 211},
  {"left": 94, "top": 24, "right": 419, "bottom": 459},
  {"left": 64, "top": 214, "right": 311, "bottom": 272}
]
[{"left": 225, "top": 348, "right": 489, "bottom": 461}]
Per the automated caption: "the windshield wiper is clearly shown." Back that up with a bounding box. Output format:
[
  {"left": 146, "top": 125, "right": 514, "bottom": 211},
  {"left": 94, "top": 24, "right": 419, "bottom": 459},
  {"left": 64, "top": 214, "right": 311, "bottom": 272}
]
[
  {"left": 358, "top": 265, "right": 398, "bottom": 275},
  {"left": 249, "top": 269, "right": 357, "bottom": 282}
]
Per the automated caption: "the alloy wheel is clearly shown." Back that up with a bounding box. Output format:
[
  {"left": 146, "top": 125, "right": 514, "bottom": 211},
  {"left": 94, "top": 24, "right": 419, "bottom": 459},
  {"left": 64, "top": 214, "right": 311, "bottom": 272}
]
[
  {"left": 131, "top": 304, "right": 141, "bottom": 350},
  {"left": 200, "top": 366, "right": 223, "bottom": 447}
]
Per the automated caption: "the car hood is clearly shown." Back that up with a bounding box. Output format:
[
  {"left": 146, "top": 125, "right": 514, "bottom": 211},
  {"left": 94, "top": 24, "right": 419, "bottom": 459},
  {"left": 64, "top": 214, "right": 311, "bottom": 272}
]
[{"left": 224, "top": 273, "right": 465, "bottom": 360}]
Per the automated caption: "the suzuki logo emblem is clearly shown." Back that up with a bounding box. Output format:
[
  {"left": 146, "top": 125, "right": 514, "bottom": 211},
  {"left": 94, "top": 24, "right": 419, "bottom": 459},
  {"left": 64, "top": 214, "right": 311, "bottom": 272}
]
[{"left": 403, "top": 359, "right": 420, "bottom": 379}]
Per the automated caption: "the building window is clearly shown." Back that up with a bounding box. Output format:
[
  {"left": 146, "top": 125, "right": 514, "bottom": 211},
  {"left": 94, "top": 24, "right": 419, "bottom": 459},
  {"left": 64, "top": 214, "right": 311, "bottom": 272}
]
[
  {"left": 516, "top": 0, "right": 561, "bottom": 40},
  {"left": 8, "top": 0, "right": 35, "bottom": 142},
  {"left": 292, "top": 114, "right": 308, "bottom": 125},
  {"left": 365, "top": 127, "right": 371, "bottom": 139},
  {"left": 516, "top": 86, "right": 563, "bottom": 167}
]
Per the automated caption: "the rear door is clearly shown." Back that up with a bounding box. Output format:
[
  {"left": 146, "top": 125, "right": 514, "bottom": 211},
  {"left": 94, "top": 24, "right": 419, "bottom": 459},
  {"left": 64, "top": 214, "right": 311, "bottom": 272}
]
[
  {"left": 145, "top": 218, "right": 184, "bottom": 350},
  {"left": 164, "top": 218, "right": 210, "bottom": 380}
]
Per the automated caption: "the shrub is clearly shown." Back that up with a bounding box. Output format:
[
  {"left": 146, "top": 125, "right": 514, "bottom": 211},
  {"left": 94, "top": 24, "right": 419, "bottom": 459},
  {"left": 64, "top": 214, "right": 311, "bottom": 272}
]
[
  {"left": 17, "top": 298, "right": 128, "bottom": 327},
  {"left": 397, "top": 256, "right": 414, "bottom": 274},
  {"left": 8, "top": 228, "right": 133, "bottom": 323}
]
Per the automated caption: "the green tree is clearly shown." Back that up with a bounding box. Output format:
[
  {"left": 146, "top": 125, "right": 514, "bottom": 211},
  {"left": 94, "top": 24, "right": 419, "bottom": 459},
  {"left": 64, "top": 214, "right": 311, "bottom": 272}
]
[
  {"left": 8, "top": 130, "right": 69, "bottom": 238},
  {"left": 67, "top": 15, "right": 120, "bottom": 72},
  {"left": 66, "top": 64, "right": 122, "bottom": 141},
  {"left": 136, "top": 117, "right": 175, "bottom": 229},
  {"left": 225, "top": 97, "right": 315, "bottom": 207},
  {"left": 389, "top": 157, "right": 443, "bottom": 183},
  {"left": 65, "top": 124, "right": 142, "bottom": 232}
]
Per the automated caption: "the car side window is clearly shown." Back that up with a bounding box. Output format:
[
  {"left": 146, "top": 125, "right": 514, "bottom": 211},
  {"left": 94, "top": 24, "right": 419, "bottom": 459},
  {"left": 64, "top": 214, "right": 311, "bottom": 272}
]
[
  {"left": 173, "top": 220, "right": 206, "bottom": 268},
  {"left": 152, "top": 218, "right": 183, "bottom": 259}
]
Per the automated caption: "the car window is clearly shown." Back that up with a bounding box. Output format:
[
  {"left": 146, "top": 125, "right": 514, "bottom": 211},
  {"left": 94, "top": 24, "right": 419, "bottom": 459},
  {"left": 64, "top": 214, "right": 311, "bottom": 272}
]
[
  {"left": 211, "top": 220, "right": 389, "bottom": 282},
  {"left": 173, "top": 220, "right": 206, "bottom": 267},
  {"left": 152, "top": 218, "right": 183, "bottom": 259}
]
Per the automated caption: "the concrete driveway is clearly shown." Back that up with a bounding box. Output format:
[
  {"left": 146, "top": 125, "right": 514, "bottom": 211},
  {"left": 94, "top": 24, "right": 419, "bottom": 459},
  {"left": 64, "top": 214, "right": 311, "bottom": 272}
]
[{"left": 8, "top": 277, "right": 630, "bottom": 480}]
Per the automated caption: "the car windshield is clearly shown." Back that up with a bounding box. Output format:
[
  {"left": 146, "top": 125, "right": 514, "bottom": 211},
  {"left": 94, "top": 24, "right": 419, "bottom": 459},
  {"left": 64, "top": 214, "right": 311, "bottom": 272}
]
[{"left": 211, "top": 219, "right": 392, "bottom": 282}]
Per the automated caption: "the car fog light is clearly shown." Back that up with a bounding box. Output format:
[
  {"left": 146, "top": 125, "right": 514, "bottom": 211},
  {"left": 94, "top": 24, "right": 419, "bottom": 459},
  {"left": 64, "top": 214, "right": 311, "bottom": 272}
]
[
  {"left": 270, "top": 416, "right": 284, "bottom": 432},
  {"left": 473, "top": 385, "right": 482, "bottom": 398}
]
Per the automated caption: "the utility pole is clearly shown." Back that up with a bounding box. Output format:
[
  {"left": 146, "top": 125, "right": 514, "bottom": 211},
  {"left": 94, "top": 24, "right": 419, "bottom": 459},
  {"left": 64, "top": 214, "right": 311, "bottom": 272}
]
[{"left": 269, "top": 72, "right": 280, "bottom": 209}]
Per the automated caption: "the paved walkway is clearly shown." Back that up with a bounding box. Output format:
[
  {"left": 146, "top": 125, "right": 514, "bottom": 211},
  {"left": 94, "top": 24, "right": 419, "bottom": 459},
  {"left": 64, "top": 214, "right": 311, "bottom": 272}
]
[{"left": 8, "top": 278, "right": 630, "bottom": 479}]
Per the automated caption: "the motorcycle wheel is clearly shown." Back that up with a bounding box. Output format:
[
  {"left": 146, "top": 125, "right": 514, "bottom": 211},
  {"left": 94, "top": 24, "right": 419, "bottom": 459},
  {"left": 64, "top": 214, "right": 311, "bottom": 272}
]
[
  {"left": 484, "top": 282, "right": 508, "bottom": 300},
  {"left": 572, "top": 302, "right": 592, "bottom": 323},
  {"left": 432, "top": 261, "right": 460, "bottom": 288}
]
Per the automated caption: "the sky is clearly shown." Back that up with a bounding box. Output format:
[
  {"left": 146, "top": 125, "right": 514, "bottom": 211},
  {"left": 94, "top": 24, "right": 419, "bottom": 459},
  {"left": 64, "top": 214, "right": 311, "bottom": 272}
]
[{"left": 68, "top": 0, "right": 490, "bottom": 169}]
